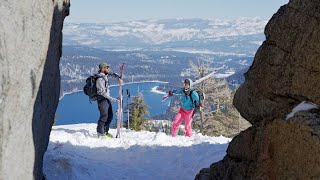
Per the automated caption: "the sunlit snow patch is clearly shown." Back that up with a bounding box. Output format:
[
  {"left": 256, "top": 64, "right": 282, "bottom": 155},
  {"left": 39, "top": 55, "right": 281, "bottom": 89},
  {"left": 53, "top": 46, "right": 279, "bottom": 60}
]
[{"left": 286, "top": 101, "right": 318, "bottom": 120}]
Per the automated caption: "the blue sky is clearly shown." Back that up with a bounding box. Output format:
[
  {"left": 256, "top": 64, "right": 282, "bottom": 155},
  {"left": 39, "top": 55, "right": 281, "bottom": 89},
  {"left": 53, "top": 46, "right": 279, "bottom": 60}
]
[{"left": 66, "top": 0, "right": 289, "bottom": 23}]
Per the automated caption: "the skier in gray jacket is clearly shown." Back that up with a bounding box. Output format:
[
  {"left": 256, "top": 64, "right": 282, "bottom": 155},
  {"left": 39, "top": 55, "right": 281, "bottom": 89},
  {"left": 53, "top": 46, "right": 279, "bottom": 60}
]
[{"left": 96, "top": 63, "right": 122, "bottom": 138}]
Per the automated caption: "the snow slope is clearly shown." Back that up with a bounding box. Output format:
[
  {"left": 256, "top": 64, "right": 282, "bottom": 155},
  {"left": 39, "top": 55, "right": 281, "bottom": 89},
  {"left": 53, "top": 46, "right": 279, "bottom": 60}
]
[{"left": 43, "top": 124, "right": 230, "bottom": 180}]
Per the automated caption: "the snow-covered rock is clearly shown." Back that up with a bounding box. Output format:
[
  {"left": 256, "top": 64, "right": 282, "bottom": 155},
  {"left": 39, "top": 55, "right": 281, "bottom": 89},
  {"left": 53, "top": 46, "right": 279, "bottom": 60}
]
[
  {"left": 44, "top": 124, "right": 230, "bottom": 180},
  {"left": 286, "top": 101, "right": 318, "bottom": 120}
]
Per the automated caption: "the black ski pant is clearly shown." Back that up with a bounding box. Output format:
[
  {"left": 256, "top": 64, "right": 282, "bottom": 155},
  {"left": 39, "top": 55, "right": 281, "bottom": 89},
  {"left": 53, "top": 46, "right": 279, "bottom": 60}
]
[{"left": 97, "top": 99, "right": 113, "bottom": 134}]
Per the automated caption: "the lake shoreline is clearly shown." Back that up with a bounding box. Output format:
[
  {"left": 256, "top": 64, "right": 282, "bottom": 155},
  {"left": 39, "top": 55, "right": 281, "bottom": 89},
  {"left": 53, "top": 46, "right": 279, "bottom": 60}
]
[
  {"left": 60, "top": 80, "right": 169, "bottom": 100},
  {"left": 56, "top": 81, "right": 171, "bottom": 125}
]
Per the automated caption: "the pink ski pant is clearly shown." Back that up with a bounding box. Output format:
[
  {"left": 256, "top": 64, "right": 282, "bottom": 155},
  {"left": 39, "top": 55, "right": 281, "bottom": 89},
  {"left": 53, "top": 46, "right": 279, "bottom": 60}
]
[{"left": 171, "top": 108, "right": 194, "bottom": 137}]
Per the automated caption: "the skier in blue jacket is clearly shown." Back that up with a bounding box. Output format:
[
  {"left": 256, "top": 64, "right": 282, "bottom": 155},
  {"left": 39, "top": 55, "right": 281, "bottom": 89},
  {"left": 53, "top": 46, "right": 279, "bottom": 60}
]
[{"left": 170, "top": 79, "right": 200, "bottom": 137}]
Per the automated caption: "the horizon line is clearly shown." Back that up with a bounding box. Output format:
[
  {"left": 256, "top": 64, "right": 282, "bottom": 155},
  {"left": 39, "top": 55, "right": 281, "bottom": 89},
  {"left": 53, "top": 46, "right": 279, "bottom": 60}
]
[{"left": 64, "top": 16, "right": 269, "bottom": 24}]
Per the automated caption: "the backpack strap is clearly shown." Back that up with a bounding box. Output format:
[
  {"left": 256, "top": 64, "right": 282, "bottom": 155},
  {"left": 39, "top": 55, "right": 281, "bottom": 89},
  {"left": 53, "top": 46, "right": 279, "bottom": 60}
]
[
  {"left": 94, "top": 74, "right": 103, "bottom": 79},
  {"left": 189, "top": 90, "right": 196, "bottom": 108},
  {"left": 93, "top": 74, "right": 108, "bottom": 102},
  {"left": 190, "top": 90, "right": 202, "bottom": 109},
  {"left": 95, "top": 74, "right": 107, "bottom": 87},
  {"left": 189, "top": 90, "right": 198, "bottom": 117}
]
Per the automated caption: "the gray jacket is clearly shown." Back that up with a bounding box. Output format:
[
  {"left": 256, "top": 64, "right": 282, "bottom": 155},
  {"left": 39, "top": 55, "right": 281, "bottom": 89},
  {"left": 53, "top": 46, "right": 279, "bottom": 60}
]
[{"left": 95, "top": 72, "right": 120, "bottom": 101}]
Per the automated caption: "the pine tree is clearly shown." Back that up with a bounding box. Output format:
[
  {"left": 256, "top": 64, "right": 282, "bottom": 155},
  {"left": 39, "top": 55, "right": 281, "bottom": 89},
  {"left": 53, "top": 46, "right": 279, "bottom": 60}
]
[
  {"left": 189, "top": 59, "right": 250, "bottom": 136},
  {"left": 128, "top": 92, "right": 149, "bottom": 131},
  {"left": 190, "top": 59, "right": 233, "bottom": 113}
]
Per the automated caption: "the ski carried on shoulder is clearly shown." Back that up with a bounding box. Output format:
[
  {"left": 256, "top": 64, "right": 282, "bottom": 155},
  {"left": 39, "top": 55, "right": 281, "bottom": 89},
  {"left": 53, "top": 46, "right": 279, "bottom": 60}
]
[
  {"left": 193, "top": 70, "right": 217, "bottom": 85},
  {"left": 116, "top": 63, "right": 125, "bottom": 138},
  {"left": 161, "top": 70, "right": 217, "bottom": 102}
]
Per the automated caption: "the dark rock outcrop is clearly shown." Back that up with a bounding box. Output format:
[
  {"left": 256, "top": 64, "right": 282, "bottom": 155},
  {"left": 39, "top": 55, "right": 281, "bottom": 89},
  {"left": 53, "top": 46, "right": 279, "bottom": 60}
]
[
  {"left": 0, "top": 0, "right": 69, "bottom": 179},
  {"left": 200, "top": 114, "right": 320, "bottom": 180},
  {"left": 196, "top": 0, "right": 320, "bottom": 179},
  {"left": 234, "top": 0, "right": 320, "bottom": 124}
]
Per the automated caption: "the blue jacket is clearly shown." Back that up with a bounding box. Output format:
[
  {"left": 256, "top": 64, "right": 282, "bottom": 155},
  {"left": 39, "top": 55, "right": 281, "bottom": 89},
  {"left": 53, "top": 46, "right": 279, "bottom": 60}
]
[{"left": 172, "top": 88, "right": 200, "bottom": 110}]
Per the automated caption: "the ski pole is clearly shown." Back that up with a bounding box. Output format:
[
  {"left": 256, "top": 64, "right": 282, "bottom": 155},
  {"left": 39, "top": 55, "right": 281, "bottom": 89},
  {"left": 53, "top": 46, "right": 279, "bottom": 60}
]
[{"left": 126, "top": 89, "right": 130, "bottom": 129}]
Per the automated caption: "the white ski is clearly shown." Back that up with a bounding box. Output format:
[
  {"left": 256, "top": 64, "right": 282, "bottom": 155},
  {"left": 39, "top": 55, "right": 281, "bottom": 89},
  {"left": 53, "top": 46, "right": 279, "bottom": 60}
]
[
  {"left": 193, "top": 70, "right": 217, "bottom": 85},
  {"left": 162, "top": 70, "right": 217, "bottom": 101},
  {"left": 116, "top": 63, "right": 124, "bottom": 138}
]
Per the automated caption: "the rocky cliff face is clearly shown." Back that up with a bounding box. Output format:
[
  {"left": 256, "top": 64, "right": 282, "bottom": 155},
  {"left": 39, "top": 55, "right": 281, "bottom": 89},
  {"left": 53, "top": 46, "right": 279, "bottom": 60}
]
[
  {"left": 196, "top": 0, "right": 320, "bottom": 179},
  {"left": 0, "top": 0, "right": 69, "bottom": 179}
]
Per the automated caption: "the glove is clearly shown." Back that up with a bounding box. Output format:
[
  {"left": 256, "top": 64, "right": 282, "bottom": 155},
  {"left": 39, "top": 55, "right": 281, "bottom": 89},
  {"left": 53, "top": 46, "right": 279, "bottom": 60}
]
[
  {"left": 199, "top": 106, "right": 203, "bottom": 112},
  {"left": 113, "top": 72, "right": 120, "bottom": 78},
  {"left": 119, "top": 79, "right": 123, "bottom": 86},
  {"left": 111, "top": 97, "right": 120, "bottom": 102}
]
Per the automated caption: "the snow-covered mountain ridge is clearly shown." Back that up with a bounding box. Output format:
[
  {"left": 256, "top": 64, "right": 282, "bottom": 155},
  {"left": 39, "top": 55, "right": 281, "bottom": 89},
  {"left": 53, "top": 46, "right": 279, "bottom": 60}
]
[
  {"left": 60, "top": 18, "right": 267, "bottom": 95},
  {"left": 63, "top": 18, "right": 267, "bottom": 50}
]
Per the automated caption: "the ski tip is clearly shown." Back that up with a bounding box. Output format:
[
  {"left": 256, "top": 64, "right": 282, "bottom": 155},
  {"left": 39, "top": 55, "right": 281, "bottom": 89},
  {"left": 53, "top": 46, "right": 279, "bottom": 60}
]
[{"left": 162, "top": 97, "right": 169, "bottom": 102}]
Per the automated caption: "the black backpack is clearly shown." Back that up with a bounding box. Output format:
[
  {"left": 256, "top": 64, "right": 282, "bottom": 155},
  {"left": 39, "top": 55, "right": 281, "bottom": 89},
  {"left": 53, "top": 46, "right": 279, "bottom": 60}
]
[{"left": 83, "top": 75, "right": 102, "bottom": 102}]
